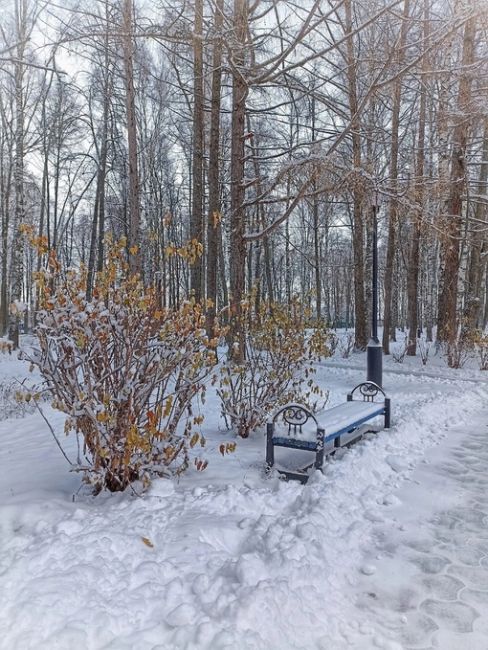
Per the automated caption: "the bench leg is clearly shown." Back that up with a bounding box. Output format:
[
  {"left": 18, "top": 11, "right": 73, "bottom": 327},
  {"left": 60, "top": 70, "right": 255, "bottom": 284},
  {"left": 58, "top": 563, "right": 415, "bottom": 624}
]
[
  {"left": 266, "top": 423, "right": 275, "bottom": 469},
  {"left": 315, "top": 428, "right": 325, "bottom": 470},
  {"left": 385, "top": 398, "right": 391, "bottom": 429}
]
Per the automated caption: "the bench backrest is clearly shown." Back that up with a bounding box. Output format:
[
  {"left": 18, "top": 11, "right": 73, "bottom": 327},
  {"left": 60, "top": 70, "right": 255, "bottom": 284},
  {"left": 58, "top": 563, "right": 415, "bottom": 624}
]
[
  {"left": 347, "top": 381, "right": 386, "bottom": 403},
  {"left": 271, "top": 403, "right": 317, "bottom": 435}
]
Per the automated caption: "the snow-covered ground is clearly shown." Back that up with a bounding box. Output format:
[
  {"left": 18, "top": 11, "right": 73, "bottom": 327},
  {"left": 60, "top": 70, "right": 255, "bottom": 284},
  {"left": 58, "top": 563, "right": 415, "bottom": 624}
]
[{"left": 1, "top": 336, "right": 488, "bottom": 649}]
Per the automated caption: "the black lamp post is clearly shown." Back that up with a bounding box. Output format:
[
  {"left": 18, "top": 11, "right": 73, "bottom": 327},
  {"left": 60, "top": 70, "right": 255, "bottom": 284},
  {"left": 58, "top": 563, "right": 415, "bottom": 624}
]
[{"left": 366, "top": 191, "right": 382, "bottom": 387}]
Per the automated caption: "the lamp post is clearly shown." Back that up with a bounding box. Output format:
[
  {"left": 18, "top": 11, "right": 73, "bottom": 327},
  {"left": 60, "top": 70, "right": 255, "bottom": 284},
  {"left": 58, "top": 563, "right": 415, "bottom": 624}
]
[{"left": 366, "top": 191, "right": 382, "bottom": 387}]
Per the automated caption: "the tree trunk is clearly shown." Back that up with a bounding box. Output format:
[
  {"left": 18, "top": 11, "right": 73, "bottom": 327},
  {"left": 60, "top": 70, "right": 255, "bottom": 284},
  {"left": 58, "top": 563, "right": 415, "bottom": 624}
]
[
  {"left": 311, "top": 93, "right": 322, "bottom": 321},
  {"left": 383, "top": 0, "right": 410, "bottom": 355},
  {"left": 206, "top": 0, "right": 223, "bottom": 335},
  {"left": 228, "top": 0, "right": 248, "bottom": 361},
  {"left": 407, "top": 0, "right": 427, "bottom": 355},
  {"left": 191, "top": 0, "right": 204, "bottom": 301},
  {"left": 437, "top": 16, "right": 475, "bottom": 348},
  {"left": 121, "top": 0, "right": 141, "bottom": 277},
  {"left": 9, "top": 0, "right": 27, "bottom": 349},
  {"left": 344, "top": 0, "right": 366, "bottom": 349},
  {"left": 463, "top": 118, "right": 488, "bottom": 335}
]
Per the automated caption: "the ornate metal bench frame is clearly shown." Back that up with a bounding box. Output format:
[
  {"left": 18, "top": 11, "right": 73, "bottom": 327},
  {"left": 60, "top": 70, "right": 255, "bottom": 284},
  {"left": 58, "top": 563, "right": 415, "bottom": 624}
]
[{"left": 266, "top": 381, "right": 391, "bottom": 483}]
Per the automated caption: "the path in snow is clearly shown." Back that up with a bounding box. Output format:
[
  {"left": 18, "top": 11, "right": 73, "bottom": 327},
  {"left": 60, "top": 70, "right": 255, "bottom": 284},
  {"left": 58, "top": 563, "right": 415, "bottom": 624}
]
[
  {"left": 352, "top": 416, "right": 488, "bottom": 649},
  {"left": 322, "top": 357, "right": 488, "bottom": 385}
]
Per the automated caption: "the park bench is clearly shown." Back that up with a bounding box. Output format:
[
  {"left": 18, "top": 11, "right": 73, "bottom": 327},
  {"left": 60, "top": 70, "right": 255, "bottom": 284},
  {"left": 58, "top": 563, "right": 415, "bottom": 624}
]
[{"left": 266, "top": 381, "right": 391, "bottom": 483}]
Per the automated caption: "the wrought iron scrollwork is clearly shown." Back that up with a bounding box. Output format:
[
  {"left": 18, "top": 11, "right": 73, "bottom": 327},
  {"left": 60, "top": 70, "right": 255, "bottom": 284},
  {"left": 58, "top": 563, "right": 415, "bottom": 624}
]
[
  {"left": 349, "top": 381, "right": 386, "bottom": 402},
  {"left": 273, "top": 403, "right": 316, "bottom": 435},
  {"left": 283, "top": 405, "right": 309, "bottom": 427}
]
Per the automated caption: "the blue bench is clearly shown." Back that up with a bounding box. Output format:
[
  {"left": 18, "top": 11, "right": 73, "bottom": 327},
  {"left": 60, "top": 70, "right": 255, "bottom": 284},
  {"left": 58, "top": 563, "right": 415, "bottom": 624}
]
[{"left": 266, "top": 381, "right": 391, "bottom": 483}]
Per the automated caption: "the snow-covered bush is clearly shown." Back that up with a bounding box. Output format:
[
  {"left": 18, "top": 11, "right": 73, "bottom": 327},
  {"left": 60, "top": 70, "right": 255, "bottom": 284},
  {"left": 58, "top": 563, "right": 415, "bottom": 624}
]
[
  {"left": 392, "top": 340, "right": 408, "bottom": 363},
  {"left": 338, "top": 332, "right": 355, "bottom": 358},
  {"left": 24, "top": 243, "right": 216, "bottom": 493},
  {"left": 325, "top": 331, "right": 339, "bottom": 356},
  {"left": 309, "top": 324, "right": 336, "bottom": 360},
  {"left": 417, "top": 338, "right": 431, "bottom": 366},
  {"left": 446, "top": 328, "right": 475, "bottom": 369},
  {"left": 0, "top": 380, "right": 39, "bottom": 420},
  {"left": 474, "top": 331, "right": 488, "bottom": 370},
  {"left": 0, "top": 340, "right": 13, "bottom": 355},
  {"left": 216, "top": 302, "right": 328, "bottom": 438}
]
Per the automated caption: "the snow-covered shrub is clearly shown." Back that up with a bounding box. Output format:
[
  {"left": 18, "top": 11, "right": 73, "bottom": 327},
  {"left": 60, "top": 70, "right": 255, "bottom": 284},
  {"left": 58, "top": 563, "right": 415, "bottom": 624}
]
[
  {"left": 0, "top": 380, "right": 39, "bottom": 420},
  {"left": 477, "top": 345, "right": 488, "bottom": 371},
  {"left": 216, "top": 302, "right": 328, "bottom": 438},
  {"left": 24, "top": 243, "right": 216, "bottom": 493},
  {"left": 0, "top": 340, "right": 13, "bottom": 354},
  {"left": 417, "top": 338, "right": 431, "bottom": 366},
  {"left": 392, "top": 340, "right": 408, "bottom": 363},
  {"left": 325, "top": 331, "right": 339, "bottom": 356},
  {"left": 446, "top": 328, "right": 475, "bottom": 369},
  {"left": 338, "top": 332, "right": 354, "bottom": 358},
  {"left": 473, "top": 331, "right": 488, "bottom": 370}
]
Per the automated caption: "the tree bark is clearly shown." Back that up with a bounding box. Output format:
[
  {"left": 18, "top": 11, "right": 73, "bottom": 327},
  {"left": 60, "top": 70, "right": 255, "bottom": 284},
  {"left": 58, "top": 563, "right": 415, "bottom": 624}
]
[
  {"left": 121, "top": 0, "right": 141, "bottom": 277},
  {"left": 229, "top": 0, "right": 248, "bottom": 361},
  {"left": 191, "top": 0, "right": 204, "bottom": 301},
  {"left": 437, "top": 16, "right": 475, "bottom": 348},
  {"left": 9, "top": 0, "right": 28, "bottom": 349},
  {"left": 344, "top": 0, "right": 367, "bottom": 349},
  {"left": 463, "top": 118, "right": 488, "bottom": 335},
  {"left": 383, "top": 0, "right": 410, "bottom": 355},
  {"left": 407, "top": 0, "right": 427, "bottom": 356},
  {"left": 205, "top": 0, "right": 223, "bottom": 334}
]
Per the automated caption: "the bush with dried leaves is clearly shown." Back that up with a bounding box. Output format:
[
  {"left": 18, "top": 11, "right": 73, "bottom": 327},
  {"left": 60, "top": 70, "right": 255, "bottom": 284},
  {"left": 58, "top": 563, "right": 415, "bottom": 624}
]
[
  {"left": 23, "top": 242, "right": 217, "bottom": 493},
  {"left": 216, "top": 301, "right": 329, "bottom": 439}
]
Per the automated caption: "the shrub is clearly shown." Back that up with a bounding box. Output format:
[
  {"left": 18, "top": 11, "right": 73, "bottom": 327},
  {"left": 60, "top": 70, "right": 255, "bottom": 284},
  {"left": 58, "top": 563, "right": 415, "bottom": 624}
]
[
  {"left": 338, "top": 332, "right": 355, "bottom": 358},
  {"left": 23, "top": 242, "right": 216, "bottom": 493},
  {"left": 392, "top": 340, "right": 408, "bottom": 363},
  {"left": 417, "top": 337, "right": 431, "bottom": 366},
  {"left": 0, "top": 379, "right": 40, "bottom": 420},
  {"left": 0, "top": 340, "right": 13, "bottom": 355},
  {"left": 474, "top": 331, "right": 488, "bottom": 370},
  {"left": 325, "top": 331, "right": 339, "bottom": 357},
  {"left": 446, "top": 326, "right": 475, "bottom": 369},
  {"left": 216, "top": 301, "right": 328, "bottom": 439}
]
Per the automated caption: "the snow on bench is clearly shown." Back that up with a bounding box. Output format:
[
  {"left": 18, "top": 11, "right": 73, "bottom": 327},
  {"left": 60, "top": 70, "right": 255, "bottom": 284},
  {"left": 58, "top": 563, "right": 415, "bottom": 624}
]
[{"left": 266, "top": 381, "right": 391, "bottom": 483}]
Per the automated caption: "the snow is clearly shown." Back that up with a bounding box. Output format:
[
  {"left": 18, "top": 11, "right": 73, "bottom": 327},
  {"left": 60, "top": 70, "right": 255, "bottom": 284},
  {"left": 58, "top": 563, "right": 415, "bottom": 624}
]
[
  {"left": 352, "top": 415, "right": 488, "bottom": 649},
  {"left": 1, "top": 334, "right": 488, "bottom": 649}
]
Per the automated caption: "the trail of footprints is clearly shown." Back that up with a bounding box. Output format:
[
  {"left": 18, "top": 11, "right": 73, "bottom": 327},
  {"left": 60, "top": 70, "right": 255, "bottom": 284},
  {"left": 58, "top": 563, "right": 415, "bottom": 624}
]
[{"left": 358, "top": 431, "right": 488, "bottom": 649}]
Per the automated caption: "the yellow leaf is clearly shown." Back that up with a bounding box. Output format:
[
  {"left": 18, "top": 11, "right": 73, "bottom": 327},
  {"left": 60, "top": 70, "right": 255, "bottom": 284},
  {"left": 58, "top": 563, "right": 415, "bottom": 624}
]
[
  {"left": 212, "top": 211, "right": 222, "bottom": 228},
  {"left": 141, "top": 536, "right": 154, "bottom": 548},
  {"left": 163, "top": 395, "right": 173, "bottom": 418}
]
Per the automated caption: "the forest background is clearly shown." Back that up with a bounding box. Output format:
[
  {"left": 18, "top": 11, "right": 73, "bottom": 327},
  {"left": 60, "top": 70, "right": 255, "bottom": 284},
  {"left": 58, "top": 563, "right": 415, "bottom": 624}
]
[{"left": 1, "top": 0, "right": 487, "bottom": 363}]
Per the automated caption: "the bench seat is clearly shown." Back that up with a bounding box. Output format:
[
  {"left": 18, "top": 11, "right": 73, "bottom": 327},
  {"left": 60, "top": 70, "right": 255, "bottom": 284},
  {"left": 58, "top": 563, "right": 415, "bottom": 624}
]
[{"left": 272, "top": 401, "right": 385, "bottom": 450}]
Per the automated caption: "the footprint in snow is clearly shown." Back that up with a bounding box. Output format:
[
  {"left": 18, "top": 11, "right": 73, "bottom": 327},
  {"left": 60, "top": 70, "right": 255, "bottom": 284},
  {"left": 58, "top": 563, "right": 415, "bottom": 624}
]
[
  {"left": 419, "top": 599, "right": 479, "bottom": 633},
  {"left": 460, "top": 588, "right": 488, "bottom": 607},
  {"left": 397, "top": 611, "right": 439, "bottom": 647},
  {"left": 409, "top": 553, "right": 450, "bottom": 575},
  {"left": 421, "top": 575, "right": 464, "bottom": 601},
  {"left": 447, "top": 564, "right": 488, "bottom": 590}
]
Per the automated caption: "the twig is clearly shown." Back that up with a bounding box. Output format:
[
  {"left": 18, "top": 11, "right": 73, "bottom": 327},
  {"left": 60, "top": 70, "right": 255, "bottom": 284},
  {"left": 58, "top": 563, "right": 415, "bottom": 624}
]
[{"left": 34, "top": 400, "right": 74, "bottom": 466}]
